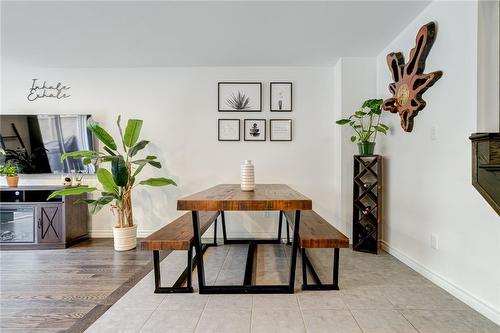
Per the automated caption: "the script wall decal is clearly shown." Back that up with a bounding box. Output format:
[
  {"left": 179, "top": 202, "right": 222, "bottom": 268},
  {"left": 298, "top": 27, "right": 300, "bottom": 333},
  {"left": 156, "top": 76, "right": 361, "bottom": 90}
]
[
  {"left": 382, "top": 22, "right": 443, "bottom": 132},
  {"left": 27, "top": 79, "right": 71, "bottom": 102}
]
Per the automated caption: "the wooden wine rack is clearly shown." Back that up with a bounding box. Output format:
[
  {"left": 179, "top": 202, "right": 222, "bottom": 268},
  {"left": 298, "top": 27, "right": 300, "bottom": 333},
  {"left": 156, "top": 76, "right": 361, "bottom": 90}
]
[{"left": 352, "top": 155, "right": 382, "bottom": 254}]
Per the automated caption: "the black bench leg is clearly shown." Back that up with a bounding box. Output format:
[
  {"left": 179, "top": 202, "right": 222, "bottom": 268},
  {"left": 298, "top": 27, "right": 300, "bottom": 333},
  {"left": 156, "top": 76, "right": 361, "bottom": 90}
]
[
  {"left": 301, "top": 248, "right": 307, "bottom": 287},
  {"left": 286, "top": 217, "right": 291, "bottom": 245},
  {"left": 152, "top": 247, "right": 197, "bottom": 294},
  {"left": 278, "top": 211, "right": 283, "bottom": 243},
  {"left": 301, "top": 248, "right": 340, "bottom": 291},
  {"left": 221, "top": 211, "right": 228, "bottom": 245},
  {"left": 153, "top": 250, "right": 161, "bottom": 292},
  {"left": 213, "top": 215, "right": 218, "bottom": 246},
  {"left": 333, "top": 248, "right": 339, "bottom": 286}
]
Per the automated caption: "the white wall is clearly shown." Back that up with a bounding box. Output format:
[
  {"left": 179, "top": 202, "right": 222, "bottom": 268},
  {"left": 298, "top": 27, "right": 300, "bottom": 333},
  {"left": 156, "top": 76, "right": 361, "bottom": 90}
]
[
  {"left": 332, "top": 58, "right": 377, "bottom": 239},
  {"left": 477, "top": 0, "right": 500, "bottom": 131},
  {"left": 376, "top": 0, "right": 500, "bottom": 324},
  {"left": 1, "top": 65, "right": 338, "bottom": 238}
]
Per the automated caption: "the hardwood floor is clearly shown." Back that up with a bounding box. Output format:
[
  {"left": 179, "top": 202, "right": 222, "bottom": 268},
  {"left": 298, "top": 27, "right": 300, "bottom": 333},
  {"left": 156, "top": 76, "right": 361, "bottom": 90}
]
[{"left": 0, "top": 239, "right": 155, "bottom": 333}]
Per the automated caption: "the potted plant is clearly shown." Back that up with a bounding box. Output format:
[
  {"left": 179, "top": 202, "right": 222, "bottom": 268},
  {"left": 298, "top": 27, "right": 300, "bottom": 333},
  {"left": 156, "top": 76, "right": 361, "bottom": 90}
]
[
  {"left": 48, "top": 116, "right": 177, "bottom": 251},
  {"left": 0, "top": 160, "right": 19, "bottom": 187},
  {"left": 336, "top": 99, "right": 389, "bottom": 155}
]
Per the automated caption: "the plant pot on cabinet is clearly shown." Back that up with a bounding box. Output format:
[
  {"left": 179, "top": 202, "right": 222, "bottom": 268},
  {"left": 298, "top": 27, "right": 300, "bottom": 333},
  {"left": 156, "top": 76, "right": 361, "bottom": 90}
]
[
  {"left": 357, "top": 142, "right": 376, "bottom": 156},
  {"left": 6, "top": 176, "right": 19, "bottom": 187},
  {"left": 113, "top": 224, "right": 137, "bottom": 251}
]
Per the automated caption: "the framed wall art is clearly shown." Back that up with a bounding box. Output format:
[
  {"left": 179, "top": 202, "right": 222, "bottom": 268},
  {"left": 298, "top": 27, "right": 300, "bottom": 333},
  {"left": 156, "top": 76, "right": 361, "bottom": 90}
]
[
  {"left": 270, "top": 119, "right": 292, "bottom": 141},
  {"left": 218, "top": 82, "right": 262, "bottom": 112},
  {"left": 270, "top": 82, "right": 292, "bottom": 112},
  {"left": 244, "top": 119, "right": 266, "bottom": 141},
  {"left": 218, "top": 119, "right": 240, "bottom": 141}
]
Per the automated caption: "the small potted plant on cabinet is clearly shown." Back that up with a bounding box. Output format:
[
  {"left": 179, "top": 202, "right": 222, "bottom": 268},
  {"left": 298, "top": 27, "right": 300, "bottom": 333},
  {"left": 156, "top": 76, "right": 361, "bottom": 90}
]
[
  {"left": 0, "top": 160, "right": 20, "bottom": 187},
  {"left": 336, "top": 99, "right": 389, "bottom": 155},
  {"left": 48, "top": 116, "right": 177, "bottom": 251}
]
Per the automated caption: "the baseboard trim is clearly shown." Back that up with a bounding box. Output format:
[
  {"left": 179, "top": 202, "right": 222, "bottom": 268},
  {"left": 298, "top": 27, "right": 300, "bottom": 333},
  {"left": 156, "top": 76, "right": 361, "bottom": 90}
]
[{"left": 380, "top": 240, "right": 500, "bottom": 325}]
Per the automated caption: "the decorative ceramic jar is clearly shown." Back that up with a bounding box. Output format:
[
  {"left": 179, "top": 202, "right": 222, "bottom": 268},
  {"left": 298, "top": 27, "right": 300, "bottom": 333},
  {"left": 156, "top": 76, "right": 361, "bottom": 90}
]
[{"left": 241, "top": 160, "right": 255, "bottom": 191}]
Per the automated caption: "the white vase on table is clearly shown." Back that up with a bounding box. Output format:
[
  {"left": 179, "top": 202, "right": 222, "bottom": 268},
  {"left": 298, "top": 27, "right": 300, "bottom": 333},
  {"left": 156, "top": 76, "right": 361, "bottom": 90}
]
[{"left": 241, "top": 160, "right": 255, "bottom": 191}]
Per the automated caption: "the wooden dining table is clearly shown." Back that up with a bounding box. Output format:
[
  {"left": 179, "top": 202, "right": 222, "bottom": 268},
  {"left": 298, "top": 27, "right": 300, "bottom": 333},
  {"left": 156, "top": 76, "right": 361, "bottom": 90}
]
[{"left": 177, "top": 184, "right": 312, "bottom": 294}]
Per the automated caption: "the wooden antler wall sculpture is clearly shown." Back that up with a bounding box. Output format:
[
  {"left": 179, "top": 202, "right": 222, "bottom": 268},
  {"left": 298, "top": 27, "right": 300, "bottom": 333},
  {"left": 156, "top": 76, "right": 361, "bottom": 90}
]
[{"left": 382, "top": 22, "right": 443, "bottom": 132}]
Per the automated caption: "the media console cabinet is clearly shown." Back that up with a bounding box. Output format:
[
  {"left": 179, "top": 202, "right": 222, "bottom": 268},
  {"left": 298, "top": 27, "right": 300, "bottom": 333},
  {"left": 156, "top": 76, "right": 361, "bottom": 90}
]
[{"left": 0, "top": 186, "right": 89, "bottom": 249}]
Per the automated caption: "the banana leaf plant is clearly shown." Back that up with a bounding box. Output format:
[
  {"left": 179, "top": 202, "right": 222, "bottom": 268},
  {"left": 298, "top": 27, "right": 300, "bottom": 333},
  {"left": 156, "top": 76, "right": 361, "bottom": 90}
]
[
  {"left": 48, "top": 116, "right": 176, "bottom": 228},
  {"left": 336, "top": 99, "right": 389, "bottom": 143}
]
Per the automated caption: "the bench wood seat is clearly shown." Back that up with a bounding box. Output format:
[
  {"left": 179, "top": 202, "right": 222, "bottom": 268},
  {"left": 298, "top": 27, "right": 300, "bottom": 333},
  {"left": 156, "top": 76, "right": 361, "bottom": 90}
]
[
  {"left": 141, "top": 211, "right": 219, "bottom": 251},
  {"left": 283, "top": 210, "right": 349, "bottom": 249}
]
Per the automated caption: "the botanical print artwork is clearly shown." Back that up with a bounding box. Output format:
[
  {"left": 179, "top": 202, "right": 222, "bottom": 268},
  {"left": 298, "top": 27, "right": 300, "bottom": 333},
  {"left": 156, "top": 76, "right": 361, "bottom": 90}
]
[
  {"left": 244, "top": 119, "right": 266, "bottom": 141},
  {"left": 218, "top": 119, "right": 240, "bottom": 141},
  {"left": 270, "top": 82, "right": 292, "bottom": 112},
  {"left": 218, "top": 82, "right": 262, "bottom": 112},
  {"left": 226, "top": 91, "right": 251, "bottom": 110},
  {"left": 270, "top": 119, "right": 292, "bottom": 141}
]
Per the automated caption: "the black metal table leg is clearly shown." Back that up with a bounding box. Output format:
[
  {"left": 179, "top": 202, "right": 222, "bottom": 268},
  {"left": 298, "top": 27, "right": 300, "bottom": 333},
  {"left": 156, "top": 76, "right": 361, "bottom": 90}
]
[
  {"left": 278, "top": 211, "right": 283, "bottom": 242},
  {"left": 221, "top": 211, "right": 228, "bottom": 244},
  {"left": 288, "top": 210, "right": 301, "bottom": 292},
  {"left": 192, "top": 210, "right": 206, "bottom": 289}
]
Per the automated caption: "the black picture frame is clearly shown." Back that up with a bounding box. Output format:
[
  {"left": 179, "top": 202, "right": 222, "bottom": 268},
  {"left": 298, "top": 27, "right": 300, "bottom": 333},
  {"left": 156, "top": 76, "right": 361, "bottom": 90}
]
[
  {"left": 270, "top": 82, "right": 293, "bottom": 112},
  {"left": 218, "top": 82, "right": 262, "bottom": 112},
  {"left": 218, "top": 119, "right": 241, "bottom": 141},
  {"left": 270, "top": 119, "right": 292, "bottom": 141},
  {"left": 244, "top": 119, "right": 266, "bottom": 141}
]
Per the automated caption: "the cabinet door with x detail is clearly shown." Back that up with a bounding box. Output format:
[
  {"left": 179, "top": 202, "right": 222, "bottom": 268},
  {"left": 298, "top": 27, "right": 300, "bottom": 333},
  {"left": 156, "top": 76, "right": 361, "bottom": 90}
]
[{"left": 37, "top": 204, "right": 63, "bottom": 243}]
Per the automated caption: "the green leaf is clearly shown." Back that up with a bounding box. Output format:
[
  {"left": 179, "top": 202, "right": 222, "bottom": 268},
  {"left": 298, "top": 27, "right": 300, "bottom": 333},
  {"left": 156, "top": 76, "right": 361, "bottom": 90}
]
[
  {"left": 132, "top": 163, "right": 146, "bottom": 178},
  {"left": 336, "top": 119, "right": 350, "bottom": 125},
  {"left": 128, "top": 140, "right": 149, "bottom": 157},
  {"left": 139, "top": 178, "right": 177, "bottom": 187},
  {"left": 96, "top": 168, "right": 117, "bottom": 193},
  {"left": 379, "top": 123, "right": 389, "bottom": 130},
  {"left": 355, "top": 111, "right": 367, "bottom": 117},
  {"left": 111, "top": 156, "right": 128, "bottom": 187},
  {"left": 61, "top": 150, "right": 101, "bottom": 162},
  {"left": 87, "top": 196, "right": 115, "bottom": 214},
  {"left": 123, "top": 119, "right": 143, "bottom": 147},
  {"left": 103, "top": 146, "right": 116, "bottom": 156},
  {"left": 87, "top": 119, "right": 117, "bottom": 150},
  {"left": 362, "top": 99, "right": 383, "bottom": 109},
  {"left": 83, "top": 157, "right": 92, "bottom": 165},
  {"left": 116, "top": 115, "right": 126, "bottom": 151},
  {"left": 350, "top": 136, "right": 357, "bottom": 142},
  {"left": 376, "top": 126, "right": 387, "bottom": 134},
  {"left": 47, "top": 187, "right": 97, "bottom": 200}
]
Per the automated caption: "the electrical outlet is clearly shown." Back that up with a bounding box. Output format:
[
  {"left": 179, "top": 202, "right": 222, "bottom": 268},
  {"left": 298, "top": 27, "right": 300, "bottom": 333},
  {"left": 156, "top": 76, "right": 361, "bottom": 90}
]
[
  {"left": 431, "top": 234, "right": 439, "bottom": 250},
  {"left": 430, "top": 125, "right": 439, "bottom": 140}
]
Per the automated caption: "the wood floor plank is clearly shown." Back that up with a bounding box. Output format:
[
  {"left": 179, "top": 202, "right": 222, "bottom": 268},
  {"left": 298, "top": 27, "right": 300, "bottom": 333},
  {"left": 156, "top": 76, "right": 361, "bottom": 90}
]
[{"left": 0, "top": 238, "right": 154, "bottom": 332}]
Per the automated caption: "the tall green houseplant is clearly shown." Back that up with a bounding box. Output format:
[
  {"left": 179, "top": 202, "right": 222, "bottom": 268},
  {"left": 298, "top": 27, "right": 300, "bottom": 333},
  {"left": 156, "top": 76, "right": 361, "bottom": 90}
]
[
  {"left": 336, "top": 99, "right": 389, "bottom": 155},
  {"left": 49, "top": 116, "right": 176, "bottom": 251}
]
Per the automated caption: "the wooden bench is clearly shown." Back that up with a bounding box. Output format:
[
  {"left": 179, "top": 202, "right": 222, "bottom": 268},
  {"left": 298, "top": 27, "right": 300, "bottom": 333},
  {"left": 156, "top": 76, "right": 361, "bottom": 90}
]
[
  {"left": 283, "top": 210, "right": 349, "bottom": 290},
  {"left": 141, "top": 211, "right": 220, "bottom": 293}
]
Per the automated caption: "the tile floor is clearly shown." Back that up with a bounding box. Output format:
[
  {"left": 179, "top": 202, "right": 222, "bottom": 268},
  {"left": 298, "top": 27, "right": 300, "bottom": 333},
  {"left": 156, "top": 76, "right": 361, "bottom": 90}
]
[{"left": 86, "top": 244, "right": 500, "bottom": 333}]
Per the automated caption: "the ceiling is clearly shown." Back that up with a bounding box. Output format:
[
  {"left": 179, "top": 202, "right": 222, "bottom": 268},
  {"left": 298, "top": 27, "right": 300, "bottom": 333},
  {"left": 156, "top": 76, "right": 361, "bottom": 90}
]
[{"left": 1, "top": 1, "right": 431, "bottom": 67}]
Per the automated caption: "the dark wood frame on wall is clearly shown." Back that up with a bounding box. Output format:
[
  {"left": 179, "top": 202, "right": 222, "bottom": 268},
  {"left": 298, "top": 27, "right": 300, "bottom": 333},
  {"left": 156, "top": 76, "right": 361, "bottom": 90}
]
[
  {"left": 270, "top": 82, "right": 293, "bottom": 112},
  {"left": 217, "top": 119, "right": 241, "bottom": 141},
  {"left": 244, "top": 119, "right": 267, "bottom": 141},
  {"left": 218, "top": 82, "right": 262, "bottom": 112},
  {"left": 270, "top": 119, "right": 292, "bottom": 141}
]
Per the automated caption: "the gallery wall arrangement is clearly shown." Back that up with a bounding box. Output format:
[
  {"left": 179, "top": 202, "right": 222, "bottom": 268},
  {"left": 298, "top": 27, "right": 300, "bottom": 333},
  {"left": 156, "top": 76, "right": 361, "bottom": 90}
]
[{"left": 217, "top": 81, "right": 293, "bottom": 142}]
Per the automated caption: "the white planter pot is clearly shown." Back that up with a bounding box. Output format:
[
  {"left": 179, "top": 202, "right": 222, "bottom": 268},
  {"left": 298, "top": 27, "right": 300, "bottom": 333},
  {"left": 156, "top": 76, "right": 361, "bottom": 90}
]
[{"left": 113, "top": 224, "right": 137, "bottom": 251}]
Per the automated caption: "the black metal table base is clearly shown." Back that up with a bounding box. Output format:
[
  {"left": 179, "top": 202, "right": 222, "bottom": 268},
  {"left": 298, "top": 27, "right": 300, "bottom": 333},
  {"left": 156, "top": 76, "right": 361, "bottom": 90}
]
[
  {"left": 301, "top": 247, "right": 340, "bottom": 291},
  {"left": 192, "top": 210, "right": 302, "bottom": 294}
]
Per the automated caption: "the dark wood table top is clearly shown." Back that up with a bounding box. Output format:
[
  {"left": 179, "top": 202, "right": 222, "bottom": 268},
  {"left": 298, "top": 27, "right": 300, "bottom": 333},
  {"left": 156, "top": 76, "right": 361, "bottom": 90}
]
[{"left": 177, "top": 184, "right": 312, "bottom": 211}]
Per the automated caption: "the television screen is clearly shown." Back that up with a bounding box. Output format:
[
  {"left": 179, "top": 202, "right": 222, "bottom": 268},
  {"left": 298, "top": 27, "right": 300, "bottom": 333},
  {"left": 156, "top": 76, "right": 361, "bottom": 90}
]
[{"left": 0, "top": 115, "right": 96, "bottom": 174}]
